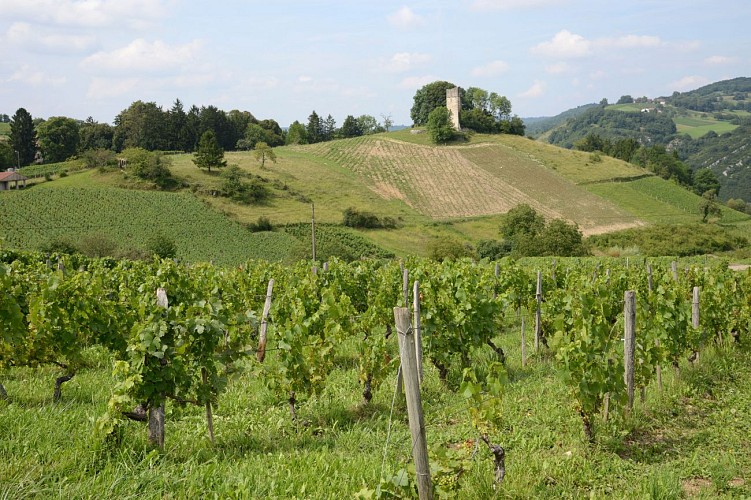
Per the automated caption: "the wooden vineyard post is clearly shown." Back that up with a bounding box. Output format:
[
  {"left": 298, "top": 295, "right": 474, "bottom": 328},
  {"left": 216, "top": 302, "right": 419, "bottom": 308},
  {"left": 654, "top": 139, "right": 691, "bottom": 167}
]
[
  {"left": 671, "top": 261, "right": 679, "bottom": 282},
  {"left": 551, "top": 259, "right": 557, "bottom": 284},
  {"left": 150, "top": 288, "right": 168, "bottom": 449},
  {"left": 624, "top": 291, "right": 636, "bottom": 413},
  {"left": 493, "top": 262, "right": 499, "bottom": 299},
  {"left": 647, "top": 263, "right": 653, "bottom": 292},
  {"left": 692, "top": 286, "right": 700, "bottom": 362},
  {"left": 646, "top": 263, "right": 658, "bottom": 395},
  {"left": 393, "top": 308, "right": 432, "bottom": 500},
  {"left": 202, "top": 368, "right": 215, "bottom": 443},
  {"left": 413, "top": 281, "right": 424, "bottom": 385},
  {"left": 534, "top": 271, "right": 542, "bottom": 352},
  {"left": 521, "top": 314, "right": 527, "bottom": 368},
  {"left": 311, "top": 203, "right": 317, "bottom": 275},
  {"left": 257, "top": 279, "right": 274, "bottom": 363},
  {"left": 402, "top": 268, "right": 409, "bottom": 308}
]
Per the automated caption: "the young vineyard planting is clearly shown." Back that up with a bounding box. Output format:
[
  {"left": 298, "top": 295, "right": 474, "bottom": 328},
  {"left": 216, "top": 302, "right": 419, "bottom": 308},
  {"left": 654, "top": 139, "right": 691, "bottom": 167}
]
[{"left": 1, "top": 251, "right": 749, "bottom": 497}]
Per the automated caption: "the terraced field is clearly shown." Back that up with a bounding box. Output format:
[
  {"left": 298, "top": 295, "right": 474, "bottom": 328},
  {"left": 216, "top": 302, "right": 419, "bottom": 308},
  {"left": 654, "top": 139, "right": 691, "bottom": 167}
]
[{"left": 307, "top": 136, "right": 640, "bottom": 234}]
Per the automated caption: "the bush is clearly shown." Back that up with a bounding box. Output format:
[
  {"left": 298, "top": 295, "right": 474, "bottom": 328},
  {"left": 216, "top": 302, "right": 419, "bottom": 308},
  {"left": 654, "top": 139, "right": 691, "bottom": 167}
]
[
  {"left": 476, "top": 239, "right": 512, "bottom": 260},
  {"left": 248, "top": 216, "right": 274, "bottom": 232},
  {"left": 342, "top": 208, "right": 398, "bottom": 229},
  {"left": 39, "top": 237, "right": 79, "bottom": 255},
  {"left": 146, "top": 233, "right": 177, "bottom": 259},
  {"left": 428, "top": 237, "right": 474, "bottom": 262}
]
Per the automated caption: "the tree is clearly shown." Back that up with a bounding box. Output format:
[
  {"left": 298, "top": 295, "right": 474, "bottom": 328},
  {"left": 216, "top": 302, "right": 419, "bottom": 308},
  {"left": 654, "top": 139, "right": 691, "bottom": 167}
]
[
  {"left": 79, "top": 117, "right": 114, "bottom": 152},
  {"left": 693, "top": 168, "right": 720, "bottom": 196},
  {"left": 306, "top": 111, "right": 323, "bottom": 144},
  {"left": 727, "top": 198, "right": 748, "bottom": 213},
  {"left": 617, "top": 95, "right": 634, "bottom": 104},
  {"left": 0, "top": 142, "right": 15, "bottom": 169},
  {"left": 122, "top": 147, "right": 173, "bottom": 187},
  {"left": 426, "top": 107, "right": 454, "bottom": 144},
  {"left": 168, "top": 99, "right": 192, "bottom": 152},
  {"left": 112, "top": 101, "right": 168, "bottom": 151},
  {"left": 488, "top": 93, "right": 512, "bottom": 121},
  {"left": 381, "top": 113, "right": 393, "bottom": 132},
  {"left": 193, "top": 130, "right": 227, "bottom": 173},
  {"left": 339, "top": 115, "right": 363, "bottom": 138},
  {"left": 322, "top": 114, "right": 336, "bottom": 141},
  {"left": 700, "top": 190, "right": 722, "bottom": 222},
  {"left": 37, "top": 116, "right": 80, "bottom": 163},
  {"left": 410, "top": 81, "right": 457, "bottom": 126},
  {"left": 286, "top": 121, "right": 308, "bottom": 145},
  {"left": 356, "top": 115, "right": 380, "bottom": 135},
  {"left": 254, "top": 142, "right": 276, "bottom": 168},
  {"left": 236, "top": 123, "right": 271, "bottom": 150},
  {"left": 146, "top": 233, "right": 177, "bottom": 259},
  {"left": 537, "top": 219, "right": 588, "bottom": 256},
  {"left": 9, "top": 107, "right": 36, "bottom": 166},
  {"left": 500, "top": 204, "right": 544, "bottom": 241}
]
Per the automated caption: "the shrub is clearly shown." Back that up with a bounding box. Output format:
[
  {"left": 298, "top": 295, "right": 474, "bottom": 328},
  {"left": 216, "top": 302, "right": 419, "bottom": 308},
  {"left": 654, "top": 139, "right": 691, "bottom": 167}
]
[
  {"left": 428, "top": 237, "right": 474, "bottom": 262},
  {"left": 248, "top": 216, "right": 274, "bottom": 232},
  {"left": 476, "top": 239, "right": 512, "bottom": 260},
  {"left": 146, "top": 233, "right": 177, "bottom": 259},
  {"left": 342, "top": 208, "right": 397, "bottom": 229}
]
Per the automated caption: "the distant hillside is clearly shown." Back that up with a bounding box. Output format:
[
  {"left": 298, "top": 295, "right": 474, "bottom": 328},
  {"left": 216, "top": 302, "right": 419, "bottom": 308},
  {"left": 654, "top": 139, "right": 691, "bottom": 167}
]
[
  {"left": 540, "top": 77, "right": 751, "bottom": 201},
  {"left": 2, "top": 130, "right": 748, "bottom": 261},
  {"left": 523, "top": 103, "right": 598, "bottom": 138}
]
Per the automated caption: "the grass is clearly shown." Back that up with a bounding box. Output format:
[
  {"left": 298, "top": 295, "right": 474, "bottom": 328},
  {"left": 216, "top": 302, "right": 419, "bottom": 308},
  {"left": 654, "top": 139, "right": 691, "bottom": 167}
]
[
  {"left": 3, "top": 131, "right": 748, "bottom": 259},
  {"left": 675, "top": 115, "right": 738, "bottom": 139},
  {"left": 585, "top": 176, "right": 750, "bottom": 226},
  {"left": 1, "top": 309, "right": 749, "bottom": 497},
  {"left": 0, "top": 185, "right": 302, "bottom": 265}
]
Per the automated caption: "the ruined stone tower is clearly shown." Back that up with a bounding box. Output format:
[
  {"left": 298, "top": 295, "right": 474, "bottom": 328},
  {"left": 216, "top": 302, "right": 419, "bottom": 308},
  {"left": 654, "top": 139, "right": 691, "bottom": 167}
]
[{"left": 446, "top": 87, "right": 461, "bottom": 130}]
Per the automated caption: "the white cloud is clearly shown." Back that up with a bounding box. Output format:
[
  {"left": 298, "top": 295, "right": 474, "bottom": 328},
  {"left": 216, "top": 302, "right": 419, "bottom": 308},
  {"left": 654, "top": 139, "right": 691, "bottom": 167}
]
[
  {"left": 704, "top": 55, "right": 737, "bottom": 65},
  {"left": 545, "top": 62, "right": 569, "bottom": 74},
  {"left": 388, "top": 6, "right": 425, "bottom": 29},
  {"left": 399, "top": 75, "right": 439, "bottom": 89},
  {"left": 5, "top": 65, "right": 67, "bottom": 86},
  {"left": 297, "top": 75, "right": 313, "bottom": 83},
  {"left": 668, "top": 75, "right": 710, "bottom": 92},
  {"left": 384, "top": 52, "right": 432, "bottom": 73},
  {"left": 519, "top": 80, "right": 545, "bottom": 98},
  {"left": 5, "top": 22, "right": 96, "bottom": 53},
  {"left": 471, "top": 0, "right": 565, "bottom": 11},
  {"left": 531, "top": 30, "right": 592, "bottom": 58},
  {"left": 471, "top": 60, "right": 509, "bottom": 77},
  {"left": 599, "top": 35, "right": 662, "bottom": 49},
  {"left": 80, "top": 39, "right": 204, "bottom": 74},
  {"left": 0, "top": 0, "right": 171, "bottom": 29}
]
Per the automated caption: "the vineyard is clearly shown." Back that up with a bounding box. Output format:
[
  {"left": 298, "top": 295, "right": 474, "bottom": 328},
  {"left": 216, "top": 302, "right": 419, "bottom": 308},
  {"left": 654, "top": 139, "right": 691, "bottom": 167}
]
[{"left": 1, "top": 251, "right": 750, "bottom": 497}]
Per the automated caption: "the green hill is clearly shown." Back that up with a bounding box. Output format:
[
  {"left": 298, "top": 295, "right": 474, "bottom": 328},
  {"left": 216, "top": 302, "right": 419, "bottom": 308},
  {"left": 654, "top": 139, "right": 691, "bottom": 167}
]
[
  {"left": 1, "top": 130, "right": 748, "bottom": 262},
  {"left": 541, "top": 77, "right": 751, "bottom": 202}
]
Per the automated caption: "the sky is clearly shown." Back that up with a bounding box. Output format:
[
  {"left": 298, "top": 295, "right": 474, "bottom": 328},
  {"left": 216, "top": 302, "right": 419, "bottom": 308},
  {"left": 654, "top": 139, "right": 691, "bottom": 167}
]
[{"left": 1, "top": 0, "right": 750, "bottom": 127}]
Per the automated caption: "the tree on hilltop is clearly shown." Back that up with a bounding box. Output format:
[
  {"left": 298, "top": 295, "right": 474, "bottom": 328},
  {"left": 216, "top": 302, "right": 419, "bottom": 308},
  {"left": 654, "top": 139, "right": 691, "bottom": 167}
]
[
  {"left": 193, "top": 130, "right": 226, "bottom": 173},
  {"left": 427, "top": 107, "right": 455, "bottom": 144},
  {"left": 411, "top": 81, "right": 458, "bottom": 126}
]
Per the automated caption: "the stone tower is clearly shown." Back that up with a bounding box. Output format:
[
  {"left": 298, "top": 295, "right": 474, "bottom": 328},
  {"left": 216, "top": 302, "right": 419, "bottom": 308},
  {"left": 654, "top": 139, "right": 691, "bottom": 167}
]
[{"left": 446, "top": 87, "right": 461, "bottom": 130}]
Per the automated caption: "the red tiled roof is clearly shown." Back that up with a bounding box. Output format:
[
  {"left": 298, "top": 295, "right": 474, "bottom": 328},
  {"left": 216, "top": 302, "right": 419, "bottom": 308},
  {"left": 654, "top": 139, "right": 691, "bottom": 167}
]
[{"left": 0, "top": 171, "right": 27, "bottom": 182}]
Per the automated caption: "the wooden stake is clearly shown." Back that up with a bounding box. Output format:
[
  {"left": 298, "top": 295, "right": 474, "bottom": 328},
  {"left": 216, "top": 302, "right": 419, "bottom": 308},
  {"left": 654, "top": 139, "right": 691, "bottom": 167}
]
[
  {"left": 257, "top": 279, "right": 274, "bottom": 363},
  {"left": 413, "top": 281, "right": 423, "bottom": 385},
  {"left": 521, "top": 315, "right": 526, "bottom": 368},
  {"left": 624, "top": 291, "right": 636, "bottom": 412},
  {"left": 402, "top": 268, "right": 409, "bottom": 308},
  {"left": 671, "top": 261, "right": 678, "bottom": 282},
  {"left": 202, "top": 368, "right": 215, "bottom": 443},
  {"left": 647, "top": 263, "right": 653, "bottom": 292},
  {"left": 149, "top": 287, "right": 169, "bottom": 449},
  {"left": 393, "top": 308, "right": 432, "bottom": 500},
  {"left": 534, "top": 271, "right": 542, "bottom": 351}
]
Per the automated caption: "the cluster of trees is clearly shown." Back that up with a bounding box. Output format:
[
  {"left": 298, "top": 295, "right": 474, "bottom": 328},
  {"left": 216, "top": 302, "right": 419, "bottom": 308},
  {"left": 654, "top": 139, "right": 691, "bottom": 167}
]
[
  {"left": 666, "top": 77, "right": 751, "bottom": 113},
  {"left": 0, "top": 102, "right": 394, "bottom": 171},
  {"left": 342, "top": 208, "right": 397, "bottom": 229},
  {"left": 430, "top": 204, "right": 588, "bottom": 261},
  {"left": 573, "top": 132, "right": 722, "bottom": 196},
  {"left": 410, "top": 81, "right": 525, "bottom": 143},
  {"left": 548, "top": 107, "right": 677, "bottom": 149}
]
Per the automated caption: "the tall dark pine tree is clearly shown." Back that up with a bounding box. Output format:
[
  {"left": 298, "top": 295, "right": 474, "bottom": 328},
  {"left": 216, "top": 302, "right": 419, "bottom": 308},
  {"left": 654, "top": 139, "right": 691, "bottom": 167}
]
[
  {"left": 306, "top": 111, "right": 322, "bottom": 144},
  {"left": 9, "top": 108, "right": 36, "bottom": 167},
  {"left": 168, "top": 99, "right": 190, "bottom": 152}
]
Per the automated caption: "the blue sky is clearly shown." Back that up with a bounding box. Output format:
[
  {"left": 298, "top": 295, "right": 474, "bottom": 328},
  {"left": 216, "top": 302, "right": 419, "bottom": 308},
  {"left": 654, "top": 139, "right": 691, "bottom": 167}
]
[{"left": 1, "top": 0, "right": 749, "bottom": 127}]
